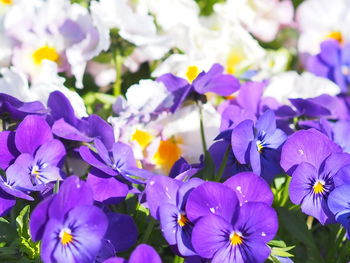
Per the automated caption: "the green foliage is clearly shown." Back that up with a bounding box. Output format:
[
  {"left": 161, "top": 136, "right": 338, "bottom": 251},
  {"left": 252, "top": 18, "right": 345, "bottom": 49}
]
[{"left": 195, "top": 0, "right": 225, "bottom": 16}]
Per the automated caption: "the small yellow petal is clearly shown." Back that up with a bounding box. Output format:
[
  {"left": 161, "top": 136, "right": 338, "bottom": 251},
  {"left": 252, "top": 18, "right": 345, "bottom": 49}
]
[
  {"left": 186, "top": 66, "right": 199, "bottom": 83},
  {"left": 32, "top": 46, "right": 59, "bottom": 65}
]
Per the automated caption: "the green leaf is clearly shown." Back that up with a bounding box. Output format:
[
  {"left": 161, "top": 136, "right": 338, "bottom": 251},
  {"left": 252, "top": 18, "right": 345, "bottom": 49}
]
[
  {"left": 0, "top": 219, "right": 16, "bottom": 244},
  {"left": 271, "top": 247, "right": 295, "bottom": 257},
  {"left": 277, "top": 206, "right": 325, "bottom": 263},
  {"left": 15, "top": 206, "right": 40, "bottom": 260}
]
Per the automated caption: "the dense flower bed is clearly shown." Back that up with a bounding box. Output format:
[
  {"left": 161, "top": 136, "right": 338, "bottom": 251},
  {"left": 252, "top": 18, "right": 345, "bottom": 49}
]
[{"left": 0, "top": 0, "right": 350, "bottom": 262}]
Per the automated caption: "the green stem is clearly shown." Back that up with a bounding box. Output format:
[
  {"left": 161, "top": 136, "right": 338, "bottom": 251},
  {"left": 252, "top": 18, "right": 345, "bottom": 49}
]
[
  {"left": 173, "top": 255, "right": 185, "bottom": 263},
  {"left": 53, "top": 180, "right": 60, "bottom": 194},
  {"left": 215, "top": 145, "right": 230, "bottom": 182},
  {"left": 113, "top": 51, "right": 123, "bottom": 97},
  {"left": 140, "top": 217, "right": 155, "bottom": 244},
  {"left": 197, "top": 103, "right": 207, "bottom": 154}
]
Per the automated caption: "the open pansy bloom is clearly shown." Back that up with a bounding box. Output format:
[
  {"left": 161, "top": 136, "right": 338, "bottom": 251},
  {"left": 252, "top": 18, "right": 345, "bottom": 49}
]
[
  {"left": 29, "top": 176, "right": 108, "bottom": 263},
  {"left": 186, "top": 180, "right": 277, "bottom": 263}
]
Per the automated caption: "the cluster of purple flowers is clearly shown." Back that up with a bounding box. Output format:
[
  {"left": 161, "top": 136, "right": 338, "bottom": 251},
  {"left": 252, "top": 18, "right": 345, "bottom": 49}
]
[{"left": 1, "top": 42, "right": 350, "bottom": 262}]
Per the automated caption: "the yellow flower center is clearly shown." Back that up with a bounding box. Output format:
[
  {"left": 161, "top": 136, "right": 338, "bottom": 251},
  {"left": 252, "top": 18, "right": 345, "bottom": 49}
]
[
  {"left": 131, "top": 129, "right": 154, "bottom": 150},
  {"left": 313, "top": 180, "right": 325, "bottom": 194},
  {"left": 325, "top": 31, "right": 343, "bottom": 44},
  {"left": 226, "top": 50, "right": 245, "bottom": 75},
  {"left": 229, "top": 232, "right": 243, "bottom": 246},
  {"left": 0, "top": 0, "right": 12, "bottom": 5},
  {"left": 59, "top": 229, "right": 73, "bottom": 246},
  {"left": 186, "top": 66, "right": 200, "bottom": 83},
  {"left": 256, "top": 140, "right": 263, "bottom": 153},
  {"left": 32, "top": 46, "right": 59, "bottom": 65},
  {"left": 177, "top": 213, "right": 189, "bottom": 227},
  {"left": 153, "top": 138, "right": 182, "bottom": 173}
]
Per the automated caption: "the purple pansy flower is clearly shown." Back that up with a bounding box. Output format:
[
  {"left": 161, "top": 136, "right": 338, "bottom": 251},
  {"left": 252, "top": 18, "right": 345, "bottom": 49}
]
[
  {"left": 30, "top": 176, "right": 108, "bottom": 263},
  {"left": 281, "top": 129, "right": 349, "bottom": 224},
  {"left": 157, "top": 64, "right": 240, "bottom": 112},
  {"left": 328, "top": 184, "right": 350, "bottom": 238},
  {"left": 146, "top": 175, "right": 204, "bottom": 256},
  {"left": 289, "top": 153, "right": 350, "bottom": 224},
  {"left": 0, "top": 93, "right": 47, "bottom": 120},
  {"left": 231, "top": 109, "right": 287, "bottom": 182},
  {"left": 48, "top": 91, "right": 115, "bottom": 149},
  {"left": 79, "top": 139, "right": 152, "bottom": 184},
  {"left": 280, "top": 128, "right": 342, "bottom": 176},
  {"left": 187, "top": 182, "right": 278, "bottom": 263},
  {"left": 307, "top": 39, "right": 350, "bottom": 93},
  {"left": 102, "top": 244, "right": 161, "bottom": 263},
  {"left": 0, "top": 115, "right": 65, "bottom": 200}
]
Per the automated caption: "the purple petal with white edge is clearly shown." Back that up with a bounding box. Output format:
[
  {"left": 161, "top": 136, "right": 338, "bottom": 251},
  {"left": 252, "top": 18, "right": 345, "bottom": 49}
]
[
  {"left": 186, "top": 182, "right": 239, "bottom": 223},
  {"left": 34, "top": 139, "right": 66, "bottom": 167},
  {"left": 231, "top": 119, "right": 254, "bottom": 164},
  {"left": 234, "top": 202, "right": 278, "bottom": 243},
  {"left": 280, "top": 129, "right": 341, "bottom": 175},
  {"left": 15, "top": 115, "right": 53, "bottom": 155},
  {"left": 129, "top": 244, "right": 162, "bottom": 263},
  {"left": 328, "top": 184, "right": 350, "bottom": 217},
  {"left": 86, "top": 172, "right": 128, "bottom": 204},
  {"left": 79, "top": 145, "right": 116, "bottom": 176},
  {"left": 104, "top": 212, "right": 138, "bottom": 253},
  {"left": 256, "top": 109, "right": 276, "bottom": 135},
  {"left": 6, "top": 153, "right": 35, "bottom": 191},
  {"left": 224, "top": 172, "right": 273, "bottom": 206},
  {"left": 0, "top": 189, "right": 16, "bottom": 217},
  {"left": 48, "top": 176, "right": 94, "bottom": 220},
  {"left": 289, "top": 162, "right": 318, "bottom": 205},
  {"left": 52, "top": 205, "right": 108, "bottom": 263},
  {"left": 300, "top": 190, "right": 335, "bottom": 225},
  {"left": 145, "top": 175, "right": 181, "bottom": 219},
  {"left": 30, "top": 195, "right": 55, "bottom": 242},
  {"left": 191, "top": 214, "right": 232, "bottom": 259},
  {"left": 159, "top": 203, "right": 179, "bottom": 245},
  {"left": 0, "top": 131, "right": 18, "bottom": 170},
  {"left": 177, "top": 178, "right": 204, "bottom": 210}
]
